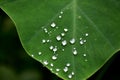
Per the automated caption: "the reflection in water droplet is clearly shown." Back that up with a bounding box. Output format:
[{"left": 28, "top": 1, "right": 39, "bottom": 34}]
[
  {"left": 80, "top": 40, "right": 84, "bottom": 45},
  {"left": 72, "top": 72, "right": 75, "bottom": 75},
  {"left": 83, "top": 54, "right": 87, "bottom": 57},
  {"left": 53, "top": 47, "right": 57, "bottom": 53},
  {"left": 60, "top": 11, "right": 63, "bottom": 14},
  {"left": 59, "top": 15, "right": 62, "bottom": 18},
  {"left": 31, "top": 54, "right": 34, "bottom": 57}
]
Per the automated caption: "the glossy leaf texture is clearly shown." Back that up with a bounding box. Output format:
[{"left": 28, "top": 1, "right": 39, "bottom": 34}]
[{"left": 0, "top": 0, "right": 120, "bottom": 80}]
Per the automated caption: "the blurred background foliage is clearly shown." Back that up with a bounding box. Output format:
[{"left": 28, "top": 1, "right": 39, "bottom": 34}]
[{"left": 0, "top": 8, "right": 120, "bottom": 80}]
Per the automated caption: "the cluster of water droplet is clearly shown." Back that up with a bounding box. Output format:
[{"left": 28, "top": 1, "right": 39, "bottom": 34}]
[{"left": 30, "top": 6, "right": 90, "bottom": 79}]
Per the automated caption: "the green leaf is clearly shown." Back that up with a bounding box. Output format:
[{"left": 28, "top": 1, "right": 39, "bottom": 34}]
[{"left": 1, "top": 0, "right": 120, "bottom": 80}]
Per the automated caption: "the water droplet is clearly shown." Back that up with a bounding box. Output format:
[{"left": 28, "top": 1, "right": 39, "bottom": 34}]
[
  {"left": 52, "top": 55, "right": 57, "bottom": 60},
  {"left": 70, "top": 38, "right": 76, "bottom": 44},
  {"left": 31, "top": 54, "right": 34, "bottom": 57},
  {"left": 62, "top": 40, "right": 67, "bottom": 46},
  {"left": 44, "top": 28, "right": 48, "bottom": 33},
  {"left": 51, "top": 22, "right": 56, "bottom": 28},
  {"left": 80, "top": 38, "right": 82, "bottom": 40},
  {"left": 60, "top": 11, "right": 63, "bottom": 14},
  {"left": 63, "top": 67, "right": 68, "bottom": 72},
  {"left": 64, "top": 28, "right": 68, "bottom": 32},
  {"left": 61, "top": 33, "right": 65, "bottom": 36},
  {"left": 53, "top": 47, "right": 58, "bottom": 53},
  {"left": 72, "top": 72, "right": 75, "bottom": 75},
  {"left": 50, "top": 63, "right": 54, "bottom": 67},
  {"left": 59, "top": 15, "right": 62, "bottom": 18},
  {"left": 85, "top": 33, "right": 89, "bottom": 37},
  {"left": 80, "top": 40, "right": 84, "bottom": 45},
  {"left": 83, "top": 54, "right": 87, "bottom": 57},
  {"left": 56, "top": 68, "right": 60, "bottom": 72},
  {"left": 78, "top": 16, "right": 81, "bottom": 19},
  {"left": 56, "top": 35, "right": 62, "bottom": 41},
  {"left": 50, "top": 68, "right": 53, "bottom": 71},
  {"left": 43, "top": 60, "right": 49, "bottom": 66},
  {"left": 38, "top": 52, "right": 42, "bottom": 55},
  {"left": 73, "top": 49, "right": 77, "bottom": 55},
  {"left": 85, "top": 59, "right": 88, "bottom": 62},
  {"left": 50, "top": 46, "right": 54, "bottom": 50},
  {"left": 68, "top": 74, "right": 72, "bottom": 79},
  {"left": 62, "top": 49, "right": 65, "bottom": 51},
  {"left": 66, "top": 63, "right": 71, "bottom": 67},
  {"left": 84, "top": 40, "right": 86, "bottom": 43},
  {"left": 47, "top": 40, "right": 50, "bottom": 43},
  {"left": 42, "top": 39, "right": 46, "bottom": 43}
]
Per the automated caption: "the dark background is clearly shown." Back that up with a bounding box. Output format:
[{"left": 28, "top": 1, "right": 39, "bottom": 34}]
[{"left": 0, "top": 8, "right": 120, "bottom": 80}]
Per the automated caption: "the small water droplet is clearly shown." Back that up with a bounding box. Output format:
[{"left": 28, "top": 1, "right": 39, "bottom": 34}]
[
  {"left": 43, "top": 60, "right": 49, "bottom": 66},
  {"left": 56, "top": 35, "right": 62, "bottom": 41},
  {"left": 50, "top": 63, "right": 54, "bottom": 67},
  {"left": 52, "top": 55, "right": 57, "bottom": 60},
  {"left": 66, "top": 63, "right": 71, "bottom": 67},
  {"left": 70, "top": 38, "right": 76, "bottom": 44},
  {"left": 42, "top": 39, "right": 46, "bottom": 43},
  {"left": 62, "top": 49, "right": 65, "bottom": 51},
  {"left": 83, "top": 53, "right": 87, "bottom": 57},
  {"left": 63, "top": 67, "right": 68, "bottom": 72},
  {"left": 73, "top": 49, "right": 77, "bottom": 55},
  {"left": 62, "top": 40, "right": 67, "bottom": 46},
  {"left": 68, "top": 74, "right": 72, "bottom": 79},
  {"left": 72, "top": 72, "right": 75, "bottom": 75},
  {"left": 50, "top": 68, "right": 53, "bottom": 71},
  {"left": 80, "top": 38, "right": 82, "bottom": 40},
  {"left": 53, "top": 47, "right": 58, "bottom": 53},
  {"left": 50, "top": 46, "right": 54, "bottom": 50},
  {"left": 47, "top": 40, "right": 50, "bottom": 43},
  {"left": 38, "top": 52, "right": 42, "bottom": 55},
  {"left": 84, "top": 40, "right": 86, "bottom": 43},
  {"left": 60, "top": 11, "right": 63, "bottom": 14},
  {"left": 85, "top": 59, "right": 88, "bottom": 62},
  {"left": 51, "top": 22, "right": 56, "bottom": 28},
  {"left": 56, "top": 68, "right": 60, "bottom": 72},
  {"left": 31, "top": 54, "right": 34, "bottom": 57},
  {"left": 59, "top": 15, "right": 62, "bottom": 18},
  {"left": 85, "top": 33, "right": 89, "bottom": 37},
  {"left": 80, "top": 40, "right": 84, "bottom": 45},
  {"left": 64, "top": 28, "right": 68, "bottom": 32},
  {"left": 44, "top": 28, "right": 48, "bottom": 33},
  {"left": 61, "top": 33, "right": 65, "bottom": 36}
]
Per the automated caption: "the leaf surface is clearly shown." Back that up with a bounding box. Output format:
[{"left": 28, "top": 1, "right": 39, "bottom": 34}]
[{"left": 1, "top": 0, "right": 120, "bottom": 80}]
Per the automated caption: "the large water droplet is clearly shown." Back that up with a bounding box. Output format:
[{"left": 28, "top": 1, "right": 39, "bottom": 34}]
[
  {"left": 80, "top": 40, "right": 84, "bottom": 45},
  {"left": 61, "top": 33, "right": 65, "bottom": 36},
  {"left": 51, "top": 22, "right": 56, "bottom": 28},
  {"left": 53, "top": 47, "right": 58, "bottom": 53},
  {"left": 70, "top": 38, "right": 76, "bottom": 44},
  {"left": 62, "top": 40, "right": 67, "bottom": 46}
]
